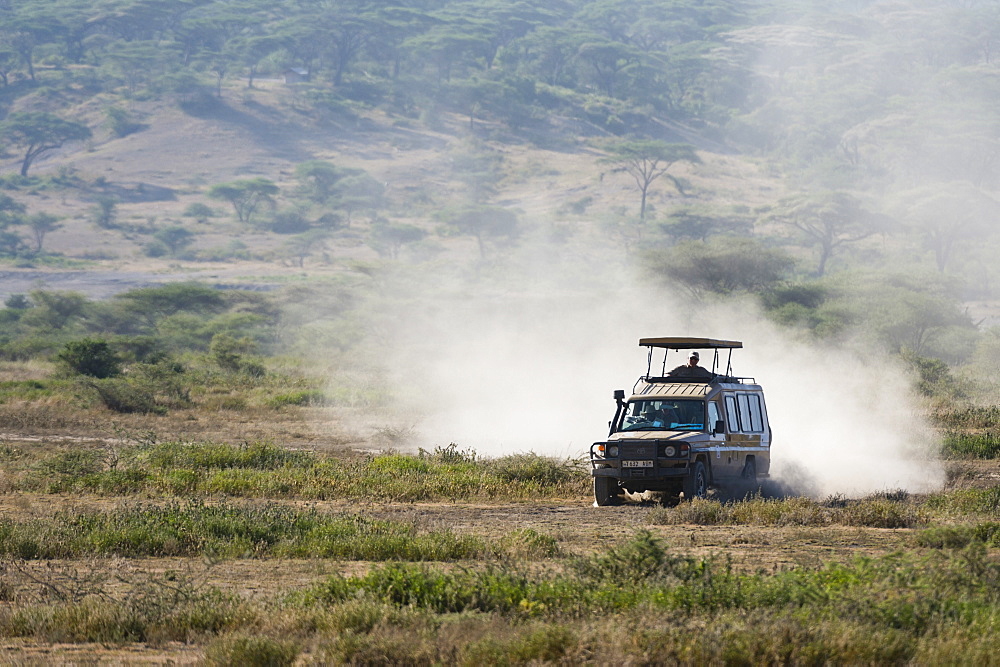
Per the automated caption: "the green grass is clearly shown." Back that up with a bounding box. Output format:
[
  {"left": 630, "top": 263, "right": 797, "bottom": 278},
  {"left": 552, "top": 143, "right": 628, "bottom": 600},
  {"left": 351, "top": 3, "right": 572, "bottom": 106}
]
[
  {"left": 2, "top": 530, "right": 1000, "bottom": 662},
  {"left": 18, "top": 441, "right": 590, "bottom": 501},
  {"left": 914, "top": 522, "right": 1000, "bottom": 548},
  {"left": 942, "top": 431, "right": 1000, "bottom": 459},
  {"left": 0, "top": 379, "right": 56, "bottom": 402},
  {"left": 0, "top": 502, "right": 500, "bottom": 560},
  {"left": 312, "top": 530, "right": 939, "bottom": 617},
  {"left": 648, "top": 494, "right": 929, "bottom": 528}
]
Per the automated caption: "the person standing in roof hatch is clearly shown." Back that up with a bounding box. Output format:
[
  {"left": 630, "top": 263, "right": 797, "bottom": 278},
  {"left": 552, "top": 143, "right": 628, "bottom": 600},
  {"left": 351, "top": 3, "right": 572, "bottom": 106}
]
[{"left": 668, "top": 351, "right": 713, "bottom": 379}]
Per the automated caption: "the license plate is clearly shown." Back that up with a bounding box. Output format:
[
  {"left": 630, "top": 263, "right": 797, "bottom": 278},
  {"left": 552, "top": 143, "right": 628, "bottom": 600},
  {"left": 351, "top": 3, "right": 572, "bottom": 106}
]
[{"left": 622, "top": 460, "right": 653, "bottom": 468}]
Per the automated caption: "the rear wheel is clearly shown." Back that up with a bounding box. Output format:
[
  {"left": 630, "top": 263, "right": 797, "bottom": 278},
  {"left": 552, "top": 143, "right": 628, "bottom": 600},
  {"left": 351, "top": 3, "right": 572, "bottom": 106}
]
[
  {"left": 593, "top": 476, "right": 621, "bottom": 506},
  {"left": 738, "top": 458, "right": 759, "bottom": 498},
  {"left": 682, "top": 461, "right": 708, "bottom": 500}
]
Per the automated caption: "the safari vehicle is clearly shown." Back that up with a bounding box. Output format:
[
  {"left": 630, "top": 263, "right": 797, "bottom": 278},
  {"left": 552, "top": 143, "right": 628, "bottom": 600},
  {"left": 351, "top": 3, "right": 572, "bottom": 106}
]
[{"left": 590, "top": 337, "right": 771, "bottom": 506}]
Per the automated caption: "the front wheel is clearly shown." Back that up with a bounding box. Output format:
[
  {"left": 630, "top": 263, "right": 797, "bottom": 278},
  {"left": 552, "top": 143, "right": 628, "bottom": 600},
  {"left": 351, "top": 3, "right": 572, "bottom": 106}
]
[
  {"left": 682, "top": 461, "right": 708, "bottom": 500},
  {"left": 593, "top": 476, "right": 620, "bottom": 506}
]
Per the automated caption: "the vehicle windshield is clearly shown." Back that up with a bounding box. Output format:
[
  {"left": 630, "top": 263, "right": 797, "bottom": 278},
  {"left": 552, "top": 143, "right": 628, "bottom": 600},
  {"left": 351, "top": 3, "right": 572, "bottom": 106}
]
[{"left": 619, "top": 399, "right": 705, "bottom": 432}]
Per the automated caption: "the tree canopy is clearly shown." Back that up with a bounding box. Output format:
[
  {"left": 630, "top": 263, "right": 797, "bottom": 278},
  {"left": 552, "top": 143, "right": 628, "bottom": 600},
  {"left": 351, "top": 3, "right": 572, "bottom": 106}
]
[{"left": 0, "top": 112, "right": 92, "bottom": 176}]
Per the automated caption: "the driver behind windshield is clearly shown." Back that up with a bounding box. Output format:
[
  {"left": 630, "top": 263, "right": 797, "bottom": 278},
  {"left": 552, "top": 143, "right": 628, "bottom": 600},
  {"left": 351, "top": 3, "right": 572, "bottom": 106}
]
[{"left": 641, "top": 405, "right": 664, "bottom": 427}]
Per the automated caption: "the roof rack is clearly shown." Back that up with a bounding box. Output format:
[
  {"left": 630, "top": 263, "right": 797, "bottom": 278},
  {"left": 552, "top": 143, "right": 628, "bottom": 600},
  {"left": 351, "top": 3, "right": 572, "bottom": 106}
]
[
  {"left": 639, "top": 337, "right": 743, "bottom": 379},
  {"left": 639, "top": 337, "right": 742, "bottom": 349},
  {"left": 632, "top": 374, "right": 755, "bottom": 393}
]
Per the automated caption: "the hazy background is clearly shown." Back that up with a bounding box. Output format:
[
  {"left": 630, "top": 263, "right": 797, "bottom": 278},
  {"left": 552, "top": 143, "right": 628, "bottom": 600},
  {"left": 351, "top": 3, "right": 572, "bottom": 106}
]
[
  {"left": 0, "top": 0, "right": 993, "bottom": 497},
  {"left": 381, "top": 252, "right": 944, "bottom": 497}
]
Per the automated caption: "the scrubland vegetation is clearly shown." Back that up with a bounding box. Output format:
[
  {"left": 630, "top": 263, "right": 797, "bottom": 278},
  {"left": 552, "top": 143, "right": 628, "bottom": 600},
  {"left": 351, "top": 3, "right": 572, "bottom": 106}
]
[{"left": 3, "top": 0, "right": 1000, "bottom": 662}]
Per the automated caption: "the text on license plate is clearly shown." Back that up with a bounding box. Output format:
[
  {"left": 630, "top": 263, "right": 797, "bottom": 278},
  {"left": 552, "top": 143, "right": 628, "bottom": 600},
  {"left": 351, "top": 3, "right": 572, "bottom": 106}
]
[{"left": 622, "top": 460, "right": 653, "bottom": 468}]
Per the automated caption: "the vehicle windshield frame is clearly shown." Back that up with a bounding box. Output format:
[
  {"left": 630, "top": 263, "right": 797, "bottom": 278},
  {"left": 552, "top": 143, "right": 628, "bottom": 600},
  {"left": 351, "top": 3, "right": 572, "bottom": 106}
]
[{"left": 617, "top": 399, "right": 706, "bottom": 433}]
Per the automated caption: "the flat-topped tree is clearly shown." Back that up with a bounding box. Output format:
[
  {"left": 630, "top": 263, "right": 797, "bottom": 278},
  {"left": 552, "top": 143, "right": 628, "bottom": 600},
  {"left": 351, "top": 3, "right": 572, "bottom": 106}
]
[
  {"left": 208, "top": 178, "right": 279, "bottom": 224},
  {"left": 601, "top": 139, "right": 700, "bottom": 222},
  {"left": 0, "top": 112, "right": 91, "bottom": 177},
  {"left": 763, "top": 191, "right": 887, "bottom": 277}
]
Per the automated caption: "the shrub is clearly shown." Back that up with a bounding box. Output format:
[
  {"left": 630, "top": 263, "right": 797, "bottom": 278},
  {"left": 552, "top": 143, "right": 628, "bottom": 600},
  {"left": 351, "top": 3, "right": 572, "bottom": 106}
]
[
  {"left": 91, "top": 196, "right": 118, "bottom": 229},
  {"left": 841, "top": 498, "right": 925, "bottom": 528},
  {"left": 916, "top": 522, "right": 1000, "bottom": 548},
  {"left": 210, "top": 333, "right": 265, "bottom": 376},
  {"left": 105, "top": 106, "right": 142, "bottom": 137},
  {"left": 488, "top": 453, "right": 580, "bottom": 485},
  {"left": 57, "top": 339, "right": 121, "bottom": 378},
  {"left": 83, "top": 378, "right": 161, "bottom": 414},
  {"left": 143, "top": 240, "right": 169, "bottom": 257},
  {"left": 203, "top": 633, "right": 300, "bottom": 667},
  {"left": 182, "top": 202, "right": 217, "bottom": 222},
  {"left": 267, "top": 389, "right": 326, "bottom": 407}
]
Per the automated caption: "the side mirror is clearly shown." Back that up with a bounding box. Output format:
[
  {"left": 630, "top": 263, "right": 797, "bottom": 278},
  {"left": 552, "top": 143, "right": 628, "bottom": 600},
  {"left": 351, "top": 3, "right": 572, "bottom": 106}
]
[
  {"left": 713, "top": 420, "right": 725, "bottom": 435},
  {"left": 613, "top": 389, "right": 625, "bottom": 400}
]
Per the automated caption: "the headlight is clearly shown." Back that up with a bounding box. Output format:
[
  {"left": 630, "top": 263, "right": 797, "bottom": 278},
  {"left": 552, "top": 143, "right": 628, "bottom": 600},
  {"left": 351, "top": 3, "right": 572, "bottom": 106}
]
[
  {"left": 608, "top": 445, "right": 619, "bottom": 457},
  {"left": 663, "top": 445, "right": 676, "bottom": 457}
]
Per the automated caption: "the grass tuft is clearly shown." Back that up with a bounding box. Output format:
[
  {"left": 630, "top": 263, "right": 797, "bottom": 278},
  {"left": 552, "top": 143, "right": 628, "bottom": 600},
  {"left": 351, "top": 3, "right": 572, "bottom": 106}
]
[{"left": 203, "top": 633, "right": 300, "bottom": 667}]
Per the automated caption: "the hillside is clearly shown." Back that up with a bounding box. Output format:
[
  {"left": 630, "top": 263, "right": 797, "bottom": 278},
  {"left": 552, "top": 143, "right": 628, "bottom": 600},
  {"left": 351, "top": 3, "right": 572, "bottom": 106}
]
[{"left": 3, "top": 79, "right": 775, "bottom": 276}]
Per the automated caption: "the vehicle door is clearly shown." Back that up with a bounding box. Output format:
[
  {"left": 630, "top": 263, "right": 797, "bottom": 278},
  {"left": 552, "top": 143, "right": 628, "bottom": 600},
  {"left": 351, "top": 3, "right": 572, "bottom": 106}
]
[
  {"left": 725, "top": 391, "right": 768, "bottom": 478},
  {"left": 718, "top": 393, "right": 746, "bottom": 479},
  {"left": 706, "top": 398, "right": 735, "bottom": 478}
]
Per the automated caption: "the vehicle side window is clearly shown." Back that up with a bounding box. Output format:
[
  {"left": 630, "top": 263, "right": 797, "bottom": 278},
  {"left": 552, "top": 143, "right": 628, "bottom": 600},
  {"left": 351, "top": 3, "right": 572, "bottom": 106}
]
[
  {"left": 707, "top": 401, "right": 720, "bottom": 431},
  {"left": 724, "top": 395, "right": 740, "bottom": 431},
  {"left": 747, "top": 394, "right": 764, "bottom": 432},
  {"left": 737, "top": 394, "right": 750, "bottom": 433}
]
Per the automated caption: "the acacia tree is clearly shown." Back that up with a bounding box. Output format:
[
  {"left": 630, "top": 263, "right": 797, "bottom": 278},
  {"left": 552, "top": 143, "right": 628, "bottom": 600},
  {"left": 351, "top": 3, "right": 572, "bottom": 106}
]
[
  {"left": 369, "top": 221, "right": 427, "bottom": 259},
  {"left": 441, "top": 204, "right": 518, "bottom": 258},
  {"left": 24, "top": 212, "right": 61, "bottom": 253},
  {"left": 0, "top": 112, "right": 92, "bottom": 177},
  {"left": 576, "top": 39, "right": 638, "bottom": 97},
  {"left": 281, "top": 228, "right": 329, "bottom": 267},
  {"left": 601, "top": 140, "right": 700, "bottom": 221},
  {"left": 330, "top": 172, "right": 385, "bottom": 225},
  {"left": 891, "top": 184, "right": 1000, "bottom": 273},
  {"left": 226, "top": 33, "right": 285, "bottom": 88},
  {"left": 294, "top": 160, "right": 349, "bottom": 203},
  {"left": 208, "top": 178, "right": 279, "bottom": 224},
  {"left": 764, "top": 191, "right": 885, "bottom": 277}
]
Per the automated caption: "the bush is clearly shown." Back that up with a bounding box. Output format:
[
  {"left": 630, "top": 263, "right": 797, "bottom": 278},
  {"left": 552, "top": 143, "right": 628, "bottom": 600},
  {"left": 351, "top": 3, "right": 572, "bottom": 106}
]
[
  {"left": 210, "top": 333, "right": 265, "bottom": 376},
  {"left": 83, "top": 378, "right": 161, "bottom": 414},
  {"left": 143, "top": 239, "right": 169, "bottom": 257},
  {"left": 915, "top": 522, "right": 1000, "bottom": 548},
  {"left": 105, "top": 106, "right": 142, "bottom": 137},
  {"left": 203, "top": 633, "right": 300, "bottom": 667},
  {"left": 182, "top": 202, "right": 217, "bottom": 222},
  {"left": 267, "top": 389, "right": 326, "bottom": 407},
  {"left": 488, "top": 453, "right": 579, "bottom": 485},
  {"left": 57, "top": 339, "right": 121, "bottom": 378}
]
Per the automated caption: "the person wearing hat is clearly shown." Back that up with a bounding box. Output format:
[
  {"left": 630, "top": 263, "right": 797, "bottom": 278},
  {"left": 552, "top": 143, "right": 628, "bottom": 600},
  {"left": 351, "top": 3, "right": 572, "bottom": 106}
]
[{"left": 668, "top": 351, "right": 713, "bottom": 379}]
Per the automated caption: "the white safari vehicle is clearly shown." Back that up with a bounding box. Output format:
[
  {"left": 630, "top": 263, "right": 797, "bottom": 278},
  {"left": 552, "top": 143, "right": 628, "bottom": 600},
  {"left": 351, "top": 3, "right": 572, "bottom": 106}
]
[{"left": 590, "top": 337, "right": 771, "bottom": 506}]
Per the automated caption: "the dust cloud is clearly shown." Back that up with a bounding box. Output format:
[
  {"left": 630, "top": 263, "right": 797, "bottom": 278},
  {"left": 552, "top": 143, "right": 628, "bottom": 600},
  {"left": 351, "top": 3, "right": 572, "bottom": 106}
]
[{"left": 382, "top": 260, "right": 943, "bottom": 498}]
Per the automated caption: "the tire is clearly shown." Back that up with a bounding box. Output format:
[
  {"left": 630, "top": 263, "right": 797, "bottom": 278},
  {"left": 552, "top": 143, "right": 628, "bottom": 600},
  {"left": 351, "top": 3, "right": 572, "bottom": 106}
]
[
  {"left": 593, "top": 476, "right": 619, "bottom": 506},
  {"left": 682, "top": 461, "right": 708, "bottom": 500},
  {"left": 739, "top": 458, "right": 759, "bottom": 498}
]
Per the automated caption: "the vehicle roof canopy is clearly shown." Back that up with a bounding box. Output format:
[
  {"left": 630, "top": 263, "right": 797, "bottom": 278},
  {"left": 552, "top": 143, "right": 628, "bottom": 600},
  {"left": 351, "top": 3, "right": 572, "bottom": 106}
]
[{"left": 639, "top": 337, "right": 743, "bottom": 350}]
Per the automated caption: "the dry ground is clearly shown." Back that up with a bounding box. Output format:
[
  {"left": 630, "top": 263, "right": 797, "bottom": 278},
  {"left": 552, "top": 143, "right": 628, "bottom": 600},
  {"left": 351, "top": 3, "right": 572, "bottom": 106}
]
[{"left": 0, "top": 415, "right": 991, "bottom": 664}]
